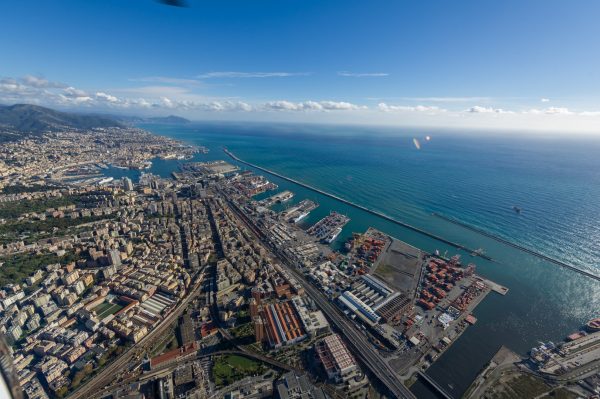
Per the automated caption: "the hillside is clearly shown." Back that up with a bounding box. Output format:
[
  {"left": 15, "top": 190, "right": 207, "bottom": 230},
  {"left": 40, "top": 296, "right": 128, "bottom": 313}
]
[
  {"left": 0, "top": 104, "right": 123, "bottom": 139},
  {"left": 144, "top": 115, "right": 190, "bottom": 124}
]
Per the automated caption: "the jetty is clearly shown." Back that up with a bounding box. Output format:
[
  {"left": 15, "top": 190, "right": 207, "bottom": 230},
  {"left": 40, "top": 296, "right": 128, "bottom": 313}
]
[
  {"left": 433, "top": 213, "right": 600, "bottom": 282},
  {"left": 223, "top": 148, "right": 493, "bottom": 261}
]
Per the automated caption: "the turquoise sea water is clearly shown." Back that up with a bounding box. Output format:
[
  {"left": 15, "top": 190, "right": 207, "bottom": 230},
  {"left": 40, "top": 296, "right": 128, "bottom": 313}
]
[{"left": 121, "top": 122, "right": 599, "bottom": 397}]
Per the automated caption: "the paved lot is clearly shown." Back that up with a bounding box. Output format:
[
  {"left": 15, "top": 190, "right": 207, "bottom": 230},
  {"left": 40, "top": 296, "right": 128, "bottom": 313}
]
[{"left": 373, "top": 238, "right": 424, "bottom": 295}]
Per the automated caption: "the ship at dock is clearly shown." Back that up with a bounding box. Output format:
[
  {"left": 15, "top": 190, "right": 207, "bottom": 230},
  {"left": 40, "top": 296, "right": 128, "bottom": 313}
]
[
  {"left": 280, "top": 199, "right": 319, "bottom": 223},
  {"left": 292, "top": 210, "right": 310, "bottom": 223},
  {"left": 306, "top": 211, "right": 350, "bottom": 243},
  {"left": 323, "top": 227, "right": 343, "bottom": 244},
  {"left": 259, "top": 190, "right": 294, "bottom": 207},
  {"left": 587, "top": 317, "right": 600, "bottom": 332}
]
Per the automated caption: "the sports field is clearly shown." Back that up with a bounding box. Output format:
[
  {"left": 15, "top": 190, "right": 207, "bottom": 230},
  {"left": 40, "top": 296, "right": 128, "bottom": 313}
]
[{"left": 93, "top": 302, "right": 123, "bottom": 319}]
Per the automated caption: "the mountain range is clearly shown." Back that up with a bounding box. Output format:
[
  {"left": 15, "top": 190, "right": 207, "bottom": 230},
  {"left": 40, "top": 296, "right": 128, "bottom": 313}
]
[{"left": 0, "top": 104, "right": 190, "bottom": 142}]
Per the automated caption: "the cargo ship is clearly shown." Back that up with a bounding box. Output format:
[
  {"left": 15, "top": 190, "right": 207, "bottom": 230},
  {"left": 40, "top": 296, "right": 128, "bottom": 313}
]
[{"left": 587, "top": 317, "right": 600, "bottom": 332}]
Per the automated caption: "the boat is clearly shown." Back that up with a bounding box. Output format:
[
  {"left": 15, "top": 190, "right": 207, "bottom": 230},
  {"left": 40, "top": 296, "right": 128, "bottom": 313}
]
[
  {"left": 471, "top": 248, "right": 485, "bottom": 257},
  {"left": 323, "top": 227, "right": 342, "bottom": 244},
  {"left": 292, "top": 211, "right": 309, "bottom": 223},
  {"left": 98, "top": 177, "right": 114, "bottom": 185},
  {"left": 512, "top": 206, "right": 522, "bottom": 214},
  {"left": 586, "top": 317, "right": 600, "bottom": 332},
  {"left": 277, "top": 191, "right": 294, "bottom": 203}
]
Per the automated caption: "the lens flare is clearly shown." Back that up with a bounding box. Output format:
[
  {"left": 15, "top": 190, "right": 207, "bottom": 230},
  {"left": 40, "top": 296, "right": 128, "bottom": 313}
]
[{"left": 413, "top": 138, "right": 421, "bottom": 150}]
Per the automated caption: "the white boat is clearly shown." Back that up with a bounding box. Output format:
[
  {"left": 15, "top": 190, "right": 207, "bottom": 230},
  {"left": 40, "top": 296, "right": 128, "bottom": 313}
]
[
  {"left": 323, "top": 227, "right": 342, "bottom": 244},
  {"left": 292, "top": 211, "right": 310, "bottom": 223},
  {"left": 98, "top": 177, "right": 114, "bottom": 185}
]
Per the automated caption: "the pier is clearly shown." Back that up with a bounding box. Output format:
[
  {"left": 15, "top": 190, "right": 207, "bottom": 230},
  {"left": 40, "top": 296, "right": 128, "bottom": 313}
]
[
  {"left": 416, "top": 371, "right": 454, "bottom": 399},
  {"left": 432, "top": 213, "right": 600, "bottom": 282},
  {"left": 224, "top": 148, "right": 493, "bottom": 261}
]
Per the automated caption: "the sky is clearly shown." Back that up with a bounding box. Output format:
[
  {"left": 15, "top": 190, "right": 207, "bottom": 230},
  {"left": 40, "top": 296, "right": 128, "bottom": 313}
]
[{"left": 3, "top": 0, "right": 600, "bottom": 132}]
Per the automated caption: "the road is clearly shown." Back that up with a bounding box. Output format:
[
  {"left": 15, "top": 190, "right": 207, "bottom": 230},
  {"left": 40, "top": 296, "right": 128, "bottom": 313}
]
[{"left": 220, "top": 193, "right": 416, "bottom": 399}]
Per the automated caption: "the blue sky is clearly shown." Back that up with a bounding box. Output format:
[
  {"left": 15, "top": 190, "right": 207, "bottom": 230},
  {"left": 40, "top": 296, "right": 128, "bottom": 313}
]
[{"left": 3, "top": 0, "right": 600, "bottom": 131}]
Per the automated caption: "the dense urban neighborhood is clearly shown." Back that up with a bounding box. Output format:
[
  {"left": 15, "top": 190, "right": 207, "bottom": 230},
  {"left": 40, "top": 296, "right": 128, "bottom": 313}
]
[{"left": 1, "top": 125, "right": 598, "bottom": 399}]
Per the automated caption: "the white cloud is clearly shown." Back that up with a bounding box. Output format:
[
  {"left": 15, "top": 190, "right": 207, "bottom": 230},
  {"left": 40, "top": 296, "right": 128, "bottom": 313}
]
[
  {"left": 524, "top": 107, "right": 572, "bottom": 115},
  {"left": 541, "top": 98, "right": 550, "bottom": 103},
  {"left": 198, "top": 101, "right": 253, "bottom": 112},
  {"left": 196, "top": 71, "right": 309, "bottom": 79},
  {"left": 338, "top": 71, "right": 389, "bottom": 77},
  {"left": 320, "top": 101, "right": 363, "bottom": 110},
  {"left": 466, "top": 105, "right": 512, "bottom": 114},
  {"left": 0, "top": 78, "right": 36, "bottom": 97},
  {"left": 401, "top": 96, "right": 491, "bottom": 103},
  {"left": 63, "top": 86, "right": 89, "bottom": 98},
  {"left": 378, "top": 103, "right": 445, "bottom": 113},
  {"left": 7, "top": 73, "right": 600, "bottom": 133},
  {"left": 95, "top": 92, "right": 119, "bottom": 103},
  {"left": 21, "top": 75, "right": 66, "bottom": 89},
  {"left": 263, "top": 100, "right": 362, "bottom": 112}
]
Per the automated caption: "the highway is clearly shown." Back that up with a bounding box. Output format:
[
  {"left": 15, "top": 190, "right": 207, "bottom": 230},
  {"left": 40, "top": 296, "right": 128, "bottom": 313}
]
[{"left": 220, "top": 192, "right": 416, "bottom": 399}]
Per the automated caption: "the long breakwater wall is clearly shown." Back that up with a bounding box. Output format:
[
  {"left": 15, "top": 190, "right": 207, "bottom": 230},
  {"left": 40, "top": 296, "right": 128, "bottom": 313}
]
[
  {"left": 432, "top": 213, "right": 600, "bottom": 282},
  {"left": 223, "top": 148, "right": 493, "bottom": 261}
]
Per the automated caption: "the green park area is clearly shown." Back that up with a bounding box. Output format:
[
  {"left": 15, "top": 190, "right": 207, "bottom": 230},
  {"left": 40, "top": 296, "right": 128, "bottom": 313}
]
[
  {"left": 0, "top": 184, "right": 66, "bottom": 195},
  {"left": 0, "top": 214, "right": 113, "bottom": 245},
  {"left": 0, "top": 251, "right": 79, "bottom": 286},
  {"left": 0, "top": 195, "right": 79, "bottom": 219},
  {"left": 212, "top": 354, "right": 267, "bottom": 387}
]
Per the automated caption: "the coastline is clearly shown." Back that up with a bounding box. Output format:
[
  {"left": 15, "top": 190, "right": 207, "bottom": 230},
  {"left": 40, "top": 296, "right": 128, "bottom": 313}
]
[{"left": 132, "top": 123, "right": 599, "bottom": 398}]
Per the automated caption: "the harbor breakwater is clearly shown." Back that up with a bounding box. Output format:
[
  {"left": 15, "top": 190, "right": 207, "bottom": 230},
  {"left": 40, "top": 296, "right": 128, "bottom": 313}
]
[
  {"left": 224, "top": 148, "right": 493, "bottom": 261},
  {"left": 432, "top": 213, "right": 600, "bottom": 282}
]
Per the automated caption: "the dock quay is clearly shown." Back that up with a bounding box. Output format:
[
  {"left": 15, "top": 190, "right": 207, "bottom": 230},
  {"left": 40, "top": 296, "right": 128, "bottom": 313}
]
[
  {"left": 224, "top": 148, "right": 493, "bottom": 261},
  {"left": 480, "top": 278, "right": 509, "bottom": 295},
  {"left": 432, "top": 212, "right": 600, "bottom": 282}
]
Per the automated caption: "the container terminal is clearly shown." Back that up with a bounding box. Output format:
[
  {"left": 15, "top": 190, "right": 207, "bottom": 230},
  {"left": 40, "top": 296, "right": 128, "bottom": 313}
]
[
  {"left": 306, "top": 211, "right": 351, "bottom": 243},
  {"left": 280, "top": 199, "right": 319, "bottom": 223},
  {"left": 211, "top": 154, "right": 511, "bottom": 398}
]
